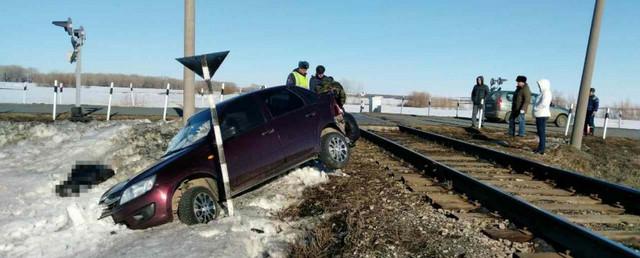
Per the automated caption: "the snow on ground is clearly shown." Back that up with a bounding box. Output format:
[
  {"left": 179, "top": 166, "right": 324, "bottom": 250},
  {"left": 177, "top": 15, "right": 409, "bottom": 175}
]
[{"left": 0, "top": 120, "right": 329, "bottom": 258}]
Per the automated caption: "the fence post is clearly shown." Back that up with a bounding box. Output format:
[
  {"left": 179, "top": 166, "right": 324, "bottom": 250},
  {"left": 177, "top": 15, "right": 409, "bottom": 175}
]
[
  {"left": 58, "top": 83, "right": 64, "bottom": 104},
  {"left": 162, "top": 83, "right": 170, "bottom": 121},
  {"left": 565, "top": 103, "right": 574, "bottom": 136},
  {"left": 221, "top": 83, "right": 225, "bottom": 102},
  {"left": 199, "top": 88, "right": 204, "bottom": 107},
  {"left": 130, "top": 83, "right": 135, "bottom": 107},
  {"left": 618, "top": 110, "right": 622, "bottom": 128},
  {"left": 478, "top": 99, "right": 485, "bottom": 129},
  {"left": 603, "top": 108, "right": 610, "bottom": 139},
  {"left": 107, "top": 82, "right": 114, "bottom": 121},
  {"left": 23, "top": 83, "right": 27, "bottom": 104},
  {"left": 52, "top": 81, "right": 58, "bottom": 121}
]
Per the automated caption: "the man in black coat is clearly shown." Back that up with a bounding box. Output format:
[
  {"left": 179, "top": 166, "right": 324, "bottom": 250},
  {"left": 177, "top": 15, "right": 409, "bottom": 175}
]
[
  {"left": 471, "top": 76, "right": 490, "bottom": 127},
  {"left": 508, "top": 75, "right": 532, "bottom": 136},
  {"left": 584, "top": 88, "right": 600, "bottom": 135}
]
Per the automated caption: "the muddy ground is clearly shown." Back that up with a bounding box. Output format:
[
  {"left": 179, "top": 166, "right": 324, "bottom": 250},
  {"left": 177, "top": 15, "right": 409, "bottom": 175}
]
[
  {"left": 281, "top": 141, "right": 537, "bottom": 258},
  {"left": 406, "top": 124, "right": 640, "bottom": 190}
]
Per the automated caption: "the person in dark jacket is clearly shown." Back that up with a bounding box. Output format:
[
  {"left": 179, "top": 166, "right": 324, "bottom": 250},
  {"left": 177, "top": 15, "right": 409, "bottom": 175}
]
[
  {"left": 584, "top": 88, "right": 599, "bottom": 135},
  {"left": 286, "top": 61, "right": 310, "bottom": 89},
  {"left": 508, "top": 75, "right": 532, "bottom": 136},
  {"left": 471, "top": 76, "right": 490, "bottom": 127},
  {"left": 309, "top": 65, "right": 333, "bottom": 93}
]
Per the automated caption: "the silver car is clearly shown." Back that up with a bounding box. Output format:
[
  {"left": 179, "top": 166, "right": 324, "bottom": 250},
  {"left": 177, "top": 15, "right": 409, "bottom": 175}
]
[{"left": 484, "top": 90, "right": 570, "bottom": 127}]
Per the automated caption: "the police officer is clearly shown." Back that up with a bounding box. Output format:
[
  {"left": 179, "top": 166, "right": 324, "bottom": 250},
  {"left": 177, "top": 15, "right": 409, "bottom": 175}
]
[{"left": 286, "top": 61, "right": 310, "bottom": 89}]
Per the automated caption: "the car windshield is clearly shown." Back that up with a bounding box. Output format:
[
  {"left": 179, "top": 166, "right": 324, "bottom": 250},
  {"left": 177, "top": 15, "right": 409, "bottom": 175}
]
[{"left": 165, "top": 111, "right": 211, "bottom": 155}]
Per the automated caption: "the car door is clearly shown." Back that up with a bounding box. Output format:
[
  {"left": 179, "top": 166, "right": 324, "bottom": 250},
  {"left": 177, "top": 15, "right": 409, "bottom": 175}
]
[
  {"left": 219, "top": 95, "right": 284, "bottom": 193},
  {"left": 259, "top": 87, "right": 318, "bottom": 169}
]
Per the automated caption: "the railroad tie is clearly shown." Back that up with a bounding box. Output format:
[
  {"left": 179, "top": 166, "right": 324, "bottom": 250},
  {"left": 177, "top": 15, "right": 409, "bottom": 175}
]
[
  {"left": 566, "top": 214, "right": 640, "bottom": 225},
  {"left": 520, "top": 195, "right": 602, "bottom": 205},
  {"left": 536, "top": 203, "right": 625, "bottom": 215},
  {"left": 596, "top": 230, "right": 640, "bottom": 248}
]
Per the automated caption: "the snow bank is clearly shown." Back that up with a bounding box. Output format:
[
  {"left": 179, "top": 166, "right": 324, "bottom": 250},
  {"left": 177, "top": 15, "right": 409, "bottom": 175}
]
[{"left": 0, "top": 121, "right": 330, "bottom": 258}]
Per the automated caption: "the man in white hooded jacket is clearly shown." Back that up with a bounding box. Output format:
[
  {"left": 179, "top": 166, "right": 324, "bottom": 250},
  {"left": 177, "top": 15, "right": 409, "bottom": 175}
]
[{"left": 533, "top": 79, "right": 552, "bottom": 154}]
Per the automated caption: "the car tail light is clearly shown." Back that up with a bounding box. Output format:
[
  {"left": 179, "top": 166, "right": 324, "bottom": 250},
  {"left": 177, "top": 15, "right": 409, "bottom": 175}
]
[{"left": 496, "top": 96, "right": 502, "bottom": 110}]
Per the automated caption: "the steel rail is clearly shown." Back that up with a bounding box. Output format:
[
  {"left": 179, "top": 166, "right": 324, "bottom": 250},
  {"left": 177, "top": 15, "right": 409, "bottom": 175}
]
[
  {"left": 361, "top": 129, "right": 640, "bottom": 258},
  {"left": 398, "top": 125, "right": 640, "bottom": 215}
]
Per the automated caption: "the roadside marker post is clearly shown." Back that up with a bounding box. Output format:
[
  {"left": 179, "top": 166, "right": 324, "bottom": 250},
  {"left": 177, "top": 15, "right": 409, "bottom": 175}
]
[
  {"left": 400, "top": 96, "right": 405, "bottom": 114},
  {"left": 130, "top": 83, "right": 135, "bottom": 107},
  {"left": 427, "top": 98, "right": 431, "bottom": 116},
  {"left": 359, "top": 92, "right": 366, "bottom": 113},
  {"left": 618, "top": 110, "right": 622, "bottom": 128},
  {"left": 456, "top": 98, "right": 460, "bottom": 118},
  {"left": 107, "top": 82, "right": 114, "bottom": 121},
  {"left": 162, "top": 83, "right": 170, "bottom": 121},
  {"left": 23, "top": 83, "right": 27, "bottom": 104},
  {"left": 199, "top": 88, "right": 204, "bottom": 106},
  {"left": 59, "top": 83, "right": 64, "bottom": 104},
  {"left": 478, "top": 99, "right": 485, "bottom": 129},
  {"left": 565, "top": 103, "right": 574, "bottom": 136},
  {"left": 176, "top": 51, "right": 234, "bottom": 216},
  {"left": 52, "top": 81, "right": 58, "bottom": 121},
  {"left": 603, "top": 108, "right": 610, "bottom": 139},
  {"left": 221, "top": 83, "right": 225, "bottom": 102}
]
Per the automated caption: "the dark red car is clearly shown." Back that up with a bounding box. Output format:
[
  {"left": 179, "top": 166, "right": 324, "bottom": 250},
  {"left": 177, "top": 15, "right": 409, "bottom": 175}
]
[{"left": 99, "top": 85, "right": 355, "bottom": 229}]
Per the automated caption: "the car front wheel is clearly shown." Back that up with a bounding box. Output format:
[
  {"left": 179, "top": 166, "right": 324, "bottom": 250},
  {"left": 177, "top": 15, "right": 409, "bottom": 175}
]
[
  {"left": 319, "top": 132, "right": 350, "bottom": 169},
  {"left": 178, "top": 186, "right": 221, "bottom": 225}
]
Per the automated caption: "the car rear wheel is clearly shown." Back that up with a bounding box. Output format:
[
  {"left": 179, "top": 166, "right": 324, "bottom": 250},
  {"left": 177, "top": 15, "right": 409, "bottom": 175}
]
[
  {"left": 319, "top": 132, "right": 350, "bottom": 169},
  {"left": 178, "top": 186, "right": 220, "bottom": 225},
  {"left": 504, "top": 111, "right": 512, "bottom": 122},
  {"left": 555, "top": 114, "right": 568, "bottom": 127}
]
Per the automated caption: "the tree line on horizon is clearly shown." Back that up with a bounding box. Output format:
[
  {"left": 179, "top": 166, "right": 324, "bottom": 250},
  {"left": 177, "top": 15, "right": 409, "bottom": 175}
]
[{"left": 0, "top": 65, "right": 259, "bottom": 94}]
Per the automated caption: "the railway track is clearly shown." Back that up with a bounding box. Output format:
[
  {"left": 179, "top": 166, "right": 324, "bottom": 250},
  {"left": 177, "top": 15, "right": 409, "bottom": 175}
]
[{"left": 361, "top": 125, "right": 640, "bottom": 258}]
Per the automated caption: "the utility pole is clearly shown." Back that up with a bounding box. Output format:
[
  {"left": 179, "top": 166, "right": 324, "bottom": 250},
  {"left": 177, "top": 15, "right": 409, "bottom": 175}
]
[
  {"left": 183, "top": 0, "right": 196, "bottom": 124},
  {"left": 571, "top": 0, "right": 605, "bottom": 150}
]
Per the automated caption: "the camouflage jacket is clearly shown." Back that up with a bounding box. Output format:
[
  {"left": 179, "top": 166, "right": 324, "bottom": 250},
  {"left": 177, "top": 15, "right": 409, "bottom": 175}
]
[{"left": 316, "top": 77, "right": 346, "bottom": 107}]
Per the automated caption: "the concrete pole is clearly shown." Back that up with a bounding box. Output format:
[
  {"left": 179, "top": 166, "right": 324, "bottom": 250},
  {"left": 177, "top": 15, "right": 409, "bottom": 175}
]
[
  {"left": 571, "top": 0, "right": 605, "bottom": 150},
  {"left": 182, "top": 0, "right": 196, "bottom": 124}
]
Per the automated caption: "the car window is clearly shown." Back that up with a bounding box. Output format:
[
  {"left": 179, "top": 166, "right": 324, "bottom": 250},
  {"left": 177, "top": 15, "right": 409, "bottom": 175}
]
[
  {"left": 488, "top": 92, "right": 499, "bottom": 101},
  {"left": 261, "top": 88, "right": 305, "bottom": 118},
  {"left": 506, "top": 93, "right": 514, "bottom": 102},
  {"left": 219, "top": 97, "right": 266, "bottom": 140},
  {"left": 165, "top": 111, "right": 211, "bottom": 155},
  {"left": 288, "top": 86, "right": 318, "bottom": 104}
]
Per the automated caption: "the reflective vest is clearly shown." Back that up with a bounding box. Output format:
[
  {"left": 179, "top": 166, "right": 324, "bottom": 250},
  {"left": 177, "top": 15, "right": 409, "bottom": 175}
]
[{"left": 292, "top": 71, "right": 309, "bottom": 89}]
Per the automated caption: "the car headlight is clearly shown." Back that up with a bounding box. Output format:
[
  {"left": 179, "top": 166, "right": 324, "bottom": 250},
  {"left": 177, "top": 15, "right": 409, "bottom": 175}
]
[{"left": 119, "top": 175, "right": 156, "bottom": 205}]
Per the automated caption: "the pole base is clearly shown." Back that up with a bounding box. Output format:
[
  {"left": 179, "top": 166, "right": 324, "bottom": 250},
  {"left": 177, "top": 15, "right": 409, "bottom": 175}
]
[{"left": 69, "top": 107, "right": 92, "bottom": 122}]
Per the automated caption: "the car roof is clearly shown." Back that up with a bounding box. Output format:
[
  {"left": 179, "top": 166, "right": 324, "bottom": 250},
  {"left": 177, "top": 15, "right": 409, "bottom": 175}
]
[{"left": 188, "top": 85, "right": 303, "bottom": 123}]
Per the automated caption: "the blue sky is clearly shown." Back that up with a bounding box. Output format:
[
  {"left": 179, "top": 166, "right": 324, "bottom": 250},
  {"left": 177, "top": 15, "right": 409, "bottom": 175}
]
[{"left": 0, "top": 0, "right": 638, "bottom": 105}]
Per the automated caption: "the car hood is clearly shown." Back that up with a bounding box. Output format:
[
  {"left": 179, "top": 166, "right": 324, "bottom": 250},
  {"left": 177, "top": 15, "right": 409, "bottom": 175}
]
[{"left": 99, "top": 144, "right": 196, "bottom": 204}]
